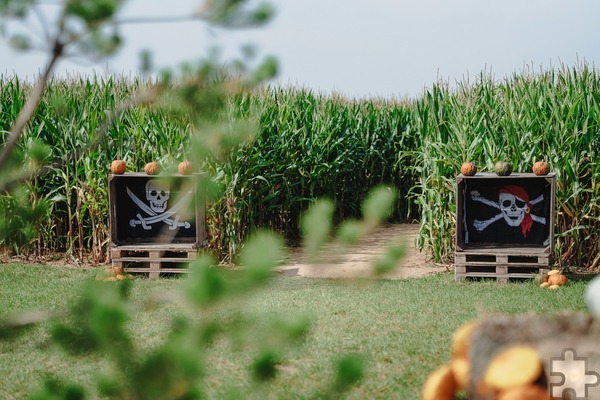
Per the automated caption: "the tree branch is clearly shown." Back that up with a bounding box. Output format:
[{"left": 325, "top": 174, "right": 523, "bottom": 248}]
[{"left": 0, "top": 37, "right": 63, "bottom": 170}]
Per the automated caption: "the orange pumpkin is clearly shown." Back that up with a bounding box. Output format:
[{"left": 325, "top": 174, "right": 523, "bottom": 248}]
[
  {"left": 144, "top": 161, "right": 160, "bottom": 175},
  {"left": 547, "top": 273, "right": 568, "bottom": 286},
  {"left": 532, "top": 161, "right": 550, "bottom": 175},
  {"left": 461, "top": 162, "right": 477, "bottom": 176},
  {"left": 178, "top": 161, "right": 193, "bottom": 175},
  {"left": 111, "top": 159, "right": 127, "bottom": 174},
  {"left": 422, "top": 364, "right": 457, "bottom": 400},
  {"left": 112, "top": 265, "right": 125, "bottom": 275}
]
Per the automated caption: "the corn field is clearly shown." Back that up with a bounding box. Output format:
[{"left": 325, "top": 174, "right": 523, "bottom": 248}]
[
  {"left": 413, "top": 65, "right": 600, "bottom": 269},
  {"left": 0, "top": 63, "right": 598, "bottom": 269}
]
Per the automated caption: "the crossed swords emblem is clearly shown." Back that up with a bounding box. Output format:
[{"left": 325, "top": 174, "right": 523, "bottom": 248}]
[{"left": 127, "top": 186, "right": 192, "bottom": 230}]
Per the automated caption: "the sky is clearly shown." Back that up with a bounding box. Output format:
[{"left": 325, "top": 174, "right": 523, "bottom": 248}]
[{"left": 1, "top": 0, "right": 599, "bottom": 99}]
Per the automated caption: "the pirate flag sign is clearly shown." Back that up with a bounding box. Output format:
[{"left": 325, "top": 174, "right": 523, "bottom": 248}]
[
  {"left": 127, "top": 180, "right": 192, "bottom": 231},
  {"left": 462, "top": 178, "right": 551, "bottom": 246},
  {"left": 111, "top": 175, "right": 197, "bottom": 243}
]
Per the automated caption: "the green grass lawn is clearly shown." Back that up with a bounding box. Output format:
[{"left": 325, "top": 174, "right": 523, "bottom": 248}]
[{"left": 0, "top": 264, "right": 590, "bottom": 399}]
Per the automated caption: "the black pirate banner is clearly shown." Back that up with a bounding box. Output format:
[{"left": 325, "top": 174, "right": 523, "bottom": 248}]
[
  {"left": 113, "top": 175, "right": 196, "bottom": 243},
  {"left": 461, "top": 178, "right": 551, "bottom": 246}
]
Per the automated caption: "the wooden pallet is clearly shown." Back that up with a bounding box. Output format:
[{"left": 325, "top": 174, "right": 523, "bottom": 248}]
[
  {"left": 455, "top": 249, "right": 551, "bottom": 283},
  {"left": 111, "top": 244, "right": 197, "bottom": 278}
]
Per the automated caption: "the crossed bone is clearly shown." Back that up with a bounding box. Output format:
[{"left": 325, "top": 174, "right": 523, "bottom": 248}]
[
  {"left": 127, "top": 187, "right": 192, "bottom": 230},
  {"left": 470, "top": 190, "right": 546, "bottom": 231}
]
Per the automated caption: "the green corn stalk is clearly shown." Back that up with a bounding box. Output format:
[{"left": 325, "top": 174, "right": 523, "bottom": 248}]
[{"left": 0, "top": 65, "right": 597, "bottom": 269}]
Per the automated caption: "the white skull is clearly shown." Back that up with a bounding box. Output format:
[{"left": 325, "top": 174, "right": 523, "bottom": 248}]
[
  {"left": 145, "top": 180, "right": 170, "bottom": 213},
  {"left": 499, "top": 192, "right": 527, "bottom": 227}
]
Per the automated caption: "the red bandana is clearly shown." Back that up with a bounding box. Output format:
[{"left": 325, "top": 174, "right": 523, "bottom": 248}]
[{"left": 499, "top": 185, "right": 532, "bottom": 237}]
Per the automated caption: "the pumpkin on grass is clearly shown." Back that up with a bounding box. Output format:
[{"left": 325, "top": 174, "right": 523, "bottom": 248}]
[
  {"left": 538, "top": 269, "right": 568, "bottom": 288},
  {"left": 547, "top": 272, "right": 568, "bottom": 286},
  {"left": 547, "top": 269, "right": 560, "bottom": 276},
  {"left": 534, "top": 273, "right": 549, "bottom": 284},
  {"left": 96, "top": 266, "right": 135, "bottom": 282}
]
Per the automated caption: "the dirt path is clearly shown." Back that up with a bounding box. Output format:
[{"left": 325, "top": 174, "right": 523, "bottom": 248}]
[
  {"left": 277, "top": 224, "right": 449, "bottom": 279},
  {"left": 12, "top": 224, "right": 449, "bottom": 279}
]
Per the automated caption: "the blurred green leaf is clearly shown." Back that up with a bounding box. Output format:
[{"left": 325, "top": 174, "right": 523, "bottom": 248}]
[
  {"left": 373, "top": 241, "right": 406, "bottom": 275},
  {"left": 30, "top": 377, "right": 86, "bottom": 400},
  {"left": 272, "top": 313, "right": 311, "bottom": 343},
  {"left": 139, "top": 48, "right": 153, "bottom": 74},
  {"left": 336, "top": 219, "right": 362, "bottom": 246},
  {"left": 251, "top": 2, "right": 275, "bottom": 24},
  {"left": 132, "top": 338, "right": 203, "bottom": 400},
  {"left": 200, "top": 0, "right": 276, "bottom": 28},
  {"left": 334, "top": 353, "right": 365, "bottom": 392},
  {"left": 0, "top": 0, "right": 30, "bottom": 18},
  {"left": 251, "top": 349, "right": 280, "bottom": 382},
  {"left": 185, "top": 254, "right": 227, "bottom": 307},
  {"left": 362, "top": 185, "right": 397, "bottom": 224},
  {"left": 245, "top": 55, "right": 278, "bottom": 86},
  {"left": 66, "top": 0, "right": 122, "bottom": 25},
  {"left": 51, "top": 280, "right": 132, "bottom": 356},
  {"left": 8, "top": 33, "right": 30, "bottom": 50},
  {"left": 301, "top": 199, "right": 334, "bottom": 256},
  {"left": 27, "top": 139, "right": 51, "bottom": 163},
  {"left": 238, "top": 230, "right": 284, "bottom": 284},
  {"left": 77, "top": 30, "right": 122, "bottom": 58},
  {"left": 96, "top": 374, "right": 123, "bottom": 398}
]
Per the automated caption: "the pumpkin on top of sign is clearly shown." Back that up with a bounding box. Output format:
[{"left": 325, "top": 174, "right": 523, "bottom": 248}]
[
  {"left": 178, "top": 161, "right": 193, "bottom": 175},
  {"left": 111, "top": 160, "right": 126, "bottom": 174},
  {"left": 460, "top": 162, "right": 477, "bottom": 176},
  {"left": 532, "top": 161, "right": 551, "bottom": 175},
  {"left": 144, "top": 162, "right": 160, "bottom": 175},
  {"left": 494, "top": 161, "right": 513, "bottom": 176}
]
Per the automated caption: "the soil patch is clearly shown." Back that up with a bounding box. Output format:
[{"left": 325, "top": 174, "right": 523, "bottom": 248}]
[
  {"left": 3, "top": 224, "right": 449, "bottom": 279},
  {"left": 277, "top": 224, "right": 449, "bottom": 279}
]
